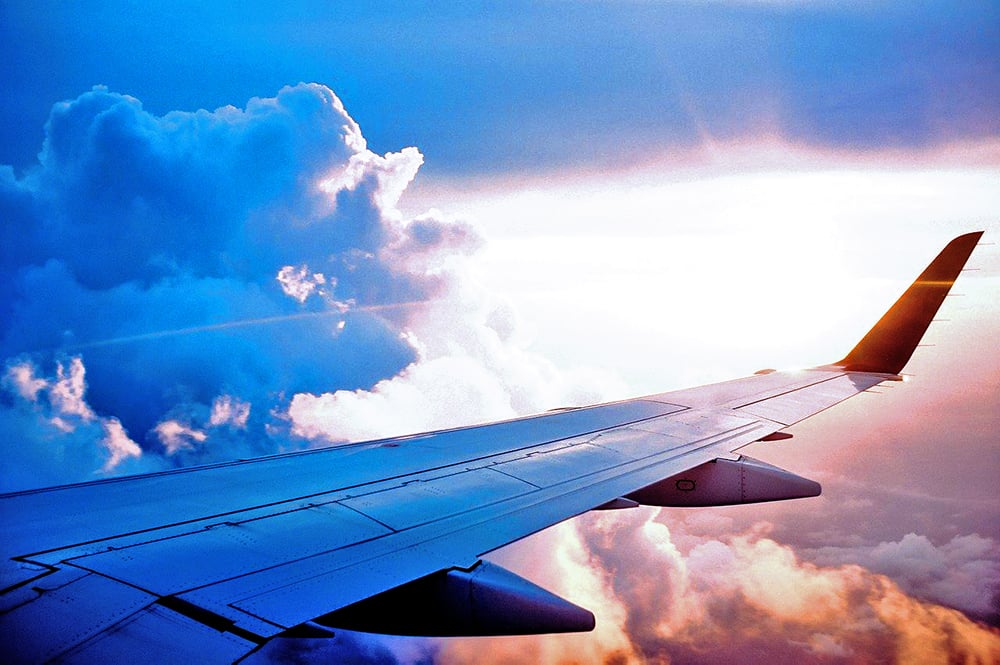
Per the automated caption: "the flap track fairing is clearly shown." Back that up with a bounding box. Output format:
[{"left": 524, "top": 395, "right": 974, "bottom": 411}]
[
  {"left": 315, "top": 560, "right": 595, "bottom": 636},
  {"left": 625, "top": 456, "right": 821, "bottom": 507}
]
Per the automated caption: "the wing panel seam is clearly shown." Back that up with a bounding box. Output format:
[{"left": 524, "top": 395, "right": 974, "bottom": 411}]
[{"left": 225, "top": 421, "right": 768, "bottom": 611}]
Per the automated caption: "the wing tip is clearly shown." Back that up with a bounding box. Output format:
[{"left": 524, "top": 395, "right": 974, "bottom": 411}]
[{"left": 835, "top": 231, "right": 984, "bottom": 374}]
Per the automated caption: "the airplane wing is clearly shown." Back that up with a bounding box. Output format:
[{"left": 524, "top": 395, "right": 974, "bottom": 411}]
[{"left": 0, "top": 232, "right": 984, "bottom": 664}]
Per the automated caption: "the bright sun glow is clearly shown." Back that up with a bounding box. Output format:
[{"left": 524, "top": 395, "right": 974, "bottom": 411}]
[{"left": 405, "top": 161, "right": 1000, "bottom": 395}]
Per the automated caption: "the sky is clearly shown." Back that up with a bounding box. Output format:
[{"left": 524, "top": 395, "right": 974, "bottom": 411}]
[{"left": 1, "top": 1, "right": 998, "bottom": 663}]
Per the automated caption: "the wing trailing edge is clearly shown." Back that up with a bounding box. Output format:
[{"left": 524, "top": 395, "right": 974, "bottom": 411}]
[{"left": 836, "top": 231, "right": 984, "bottom": 374}]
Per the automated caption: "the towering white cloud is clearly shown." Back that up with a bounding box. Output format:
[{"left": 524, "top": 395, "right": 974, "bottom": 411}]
[
  {"left": 0, "top": 83, "right": 464, "bottom": 486},
  {"left": 0, "top": 82, "right": 613, "bottom": 491}
]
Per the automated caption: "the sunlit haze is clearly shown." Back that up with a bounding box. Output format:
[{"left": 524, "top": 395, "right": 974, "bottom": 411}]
[{"left": 403, "top": 159, "right": 999, "bottom": 393}]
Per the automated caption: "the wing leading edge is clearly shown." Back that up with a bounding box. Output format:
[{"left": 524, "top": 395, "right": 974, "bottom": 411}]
[{"left": 0, "top": 233, "right": 984, "bottom": 663}]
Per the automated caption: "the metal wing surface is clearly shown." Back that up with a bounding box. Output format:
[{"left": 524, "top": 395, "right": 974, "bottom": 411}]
[{"left": 0, "top": 232, "right": 983, "bottom": 663}]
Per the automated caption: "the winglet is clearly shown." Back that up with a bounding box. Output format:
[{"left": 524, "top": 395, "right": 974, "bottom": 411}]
[{"left": 836, "top": 231, "right": 984, "bottom": 374}]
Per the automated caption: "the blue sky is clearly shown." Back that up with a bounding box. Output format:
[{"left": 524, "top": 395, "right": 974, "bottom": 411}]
[
  {"left": 2, "top": 2, "right": 998, "bottom": 663},
  {"left": 2, "top": 1, "right": 997, "bottom": 175}
]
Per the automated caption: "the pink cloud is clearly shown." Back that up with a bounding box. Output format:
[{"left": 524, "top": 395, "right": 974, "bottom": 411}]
[{"left": 430, "top": 510, "right": 1000, "bottom": 664}]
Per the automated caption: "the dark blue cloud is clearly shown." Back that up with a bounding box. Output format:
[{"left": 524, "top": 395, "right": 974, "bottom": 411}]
[
  {"left": 24, "top": 85, "right": 361, "bottom": 288},
  {"left": 0, "top": 83, "right": 478, "bottom": 490}
]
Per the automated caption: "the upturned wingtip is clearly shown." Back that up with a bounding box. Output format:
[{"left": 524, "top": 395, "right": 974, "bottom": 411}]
[{"left": 836, "top": 232, "right": 984, "bottom": 374}]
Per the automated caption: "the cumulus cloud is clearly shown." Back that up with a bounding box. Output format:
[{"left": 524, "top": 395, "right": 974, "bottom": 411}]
[
  {"left": 154, "top": 419, "right": 208, "bottom": 454},
  {"left": 3, "top": 83, "right": 576, "bottom": 490},
  {"left": 276, "top": 264, "right": 330, "bottom": 304},
  {"left": 5, "top": 361, "right": 48, "bottom": 401},
  {"left": 285, "top": 289, "right": 625, "bottom": 444},
  {"left": 438, "top": 511, "right": 999, "bottom": 665},
  {"left": 0, "top": 80, "right": 618, "bottom": 489},
  {"left": 209, "top": 394, "right": 251, "bottom": 429},
  {"left": 101, "top": 418, "right": 143, "bottom": 472},
  {"left": 46, "top": 356, "right": 96, "bottom": 423},
  {"left": 288, "top": 355, "right": 518, "bottom": 442},
  {"left": 715, "top": 467, "right": 1000, "bottom": 626},
  {"left": 0, "top": 357, "right": 153, "bottom": 490},
  {"left": 808, "top": 532, "right": 1000, "bottom": 623}
]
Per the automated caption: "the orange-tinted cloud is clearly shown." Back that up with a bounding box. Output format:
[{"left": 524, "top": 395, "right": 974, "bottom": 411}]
[{"left": 434, "top": 510, "right": 1000, "bottom": 665}]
